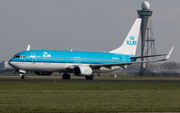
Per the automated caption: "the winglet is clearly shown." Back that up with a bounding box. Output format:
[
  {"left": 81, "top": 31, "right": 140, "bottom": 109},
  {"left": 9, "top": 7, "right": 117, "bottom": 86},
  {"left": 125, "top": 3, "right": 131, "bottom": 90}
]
[
  {"left": 26, "top": 45, "right": 30, "bottom": 51},
  {"left": 159, "top": 47, "right": 174, "bottom": 61}
]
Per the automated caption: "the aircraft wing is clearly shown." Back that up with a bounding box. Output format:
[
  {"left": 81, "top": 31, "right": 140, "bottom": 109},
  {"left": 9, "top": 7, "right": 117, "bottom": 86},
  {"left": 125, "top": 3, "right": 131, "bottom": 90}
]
[
  {"left": 130, "top": 54, "right": 167, "bottom": 59},
  {"left": 90, "top": 47, "right": 174, "bottom": 68}
]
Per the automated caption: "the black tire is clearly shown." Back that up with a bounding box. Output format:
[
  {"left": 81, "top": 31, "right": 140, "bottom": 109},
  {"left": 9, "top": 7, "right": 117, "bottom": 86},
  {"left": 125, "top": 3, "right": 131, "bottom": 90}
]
[
  {"left": 85, "top": 76, "right": 89, "bottom": 80},
  {"left": 89, "top": 75, "right": 94, "bottom": 80},
  {"left": 21, "top": 75, "right": 26, "bottom": 79},
  {"left": 85, "top": 75, "right": 94, "bottom": 80},
  {"left": 62, "top": 74, "right": 66, "bottom": 79},
  {"left": 66, "top": 74, "right": 71, "bottom": 80},
  {"left": 62, "top": 74, "right": 71, "bottom": 80}
]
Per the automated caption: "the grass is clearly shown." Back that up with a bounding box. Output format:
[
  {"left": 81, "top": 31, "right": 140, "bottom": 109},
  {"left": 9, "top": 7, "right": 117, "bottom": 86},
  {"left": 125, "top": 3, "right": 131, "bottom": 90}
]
[{"left": 0, "top": 82, "right": 180, "bottom": 112}]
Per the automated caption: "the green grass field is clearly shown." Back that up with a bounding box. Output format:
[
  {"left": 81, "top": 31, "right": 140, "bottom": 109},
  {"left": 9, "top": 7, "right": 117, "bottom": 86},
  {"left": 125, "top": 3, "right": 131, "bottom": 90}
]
[{"left": 0, "top": 81, "right": 180, "bottom": 112}]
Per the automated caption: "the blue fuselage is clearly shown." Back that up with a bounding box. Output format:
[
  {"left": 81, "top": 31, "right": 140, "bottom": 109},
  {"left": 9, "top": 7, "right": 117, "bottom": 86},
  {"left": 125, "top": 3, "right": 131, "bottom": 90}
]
[{"left": 9, "top": 50, "right": 136, "bottom": 64}]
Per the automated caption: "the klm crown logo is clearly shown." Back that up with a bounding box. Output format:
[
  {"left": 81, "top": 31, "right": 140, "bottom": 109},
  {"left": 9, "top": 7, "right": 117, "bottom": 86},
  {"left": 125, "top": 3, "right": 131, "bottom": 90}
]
[
  {"left": 129, "top": 36, "right": 135, "bottom": 40},
  {"left": 84, "top": 69, "right": 89, "bottom": 72},
  {"left": 126, "top": 35, "right": 137, "bottom": 45}
]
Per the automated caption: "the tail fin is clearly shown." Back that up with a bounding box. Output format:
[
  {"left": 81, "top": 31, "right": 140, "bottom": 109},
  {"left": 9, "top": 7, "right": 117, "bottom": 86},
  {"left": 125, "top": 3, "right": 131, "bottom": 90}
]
[
  {"left": 26, "top": 45, "right": 30, "bottom": 51},
  {"left": 109, "top": 18, "right": 141, "bottom": 55}
]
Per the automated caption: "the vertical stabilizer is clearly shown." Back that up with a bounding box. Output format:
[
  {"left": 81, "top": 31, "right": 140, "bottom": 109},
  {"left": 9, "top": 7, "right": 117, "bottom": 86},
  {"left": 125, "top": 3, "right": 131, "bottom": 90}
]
[
  {"left": 109, "top": 18, "right": 141, "bottom": 55},
  {"left": 26, "top": 45, "right": 30, "bottom": 51}
]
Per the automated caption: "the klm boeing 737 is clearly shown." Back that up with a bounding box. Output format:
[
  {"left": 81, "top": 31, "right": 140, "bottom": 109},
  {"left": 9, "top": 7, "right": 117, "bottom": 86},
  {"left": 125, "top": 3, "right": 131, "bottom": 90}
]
[{"left": 9, "top": 18, "right": 174, "bottom": 80}]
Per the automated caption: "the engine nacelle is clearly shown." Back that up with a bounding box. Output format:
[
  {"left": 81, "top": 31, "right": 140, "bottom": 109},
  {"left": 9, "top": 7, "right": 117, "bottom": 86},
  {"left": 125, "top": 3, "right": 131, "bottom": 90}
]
[
  {"left": 34, "top": 71, "right": 53, "bottom": 76},
  {"left": 73, "top": 66, "right": 93, "bottom": 76}
]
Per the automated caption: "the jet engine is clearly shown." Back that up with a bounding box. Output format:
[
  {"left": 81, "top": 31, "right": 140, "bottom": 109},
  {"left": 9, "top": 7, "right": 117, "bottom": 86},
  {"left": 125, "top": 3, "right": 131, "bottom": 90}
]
[
  {"left": 34, "top": 71, "right": 53, "bottom": 75},
  {"left": 73, "top": 66, "right": 93, "bottom": 76}
]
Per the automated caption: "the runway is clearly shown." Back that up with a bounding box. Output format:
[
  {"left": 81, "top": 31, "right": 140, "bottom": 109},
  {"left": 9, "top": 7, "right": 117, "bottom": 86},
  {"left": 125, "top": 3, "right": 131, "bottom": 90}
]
[{"left": 0, "top": 79, "right": 180, "bottom": 83}]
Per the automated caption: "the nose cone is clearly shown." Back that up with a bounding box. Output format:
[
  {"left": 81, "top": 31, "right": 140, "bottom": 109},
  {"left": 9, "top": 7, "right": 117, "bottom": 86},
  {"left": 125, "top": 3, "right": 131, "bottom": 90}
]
[
  {"left": 9, "top": 60, "right": 13, "bottom": 67},
  {"left": 8, "top": 60, "right": 17, "bottom": 69}
]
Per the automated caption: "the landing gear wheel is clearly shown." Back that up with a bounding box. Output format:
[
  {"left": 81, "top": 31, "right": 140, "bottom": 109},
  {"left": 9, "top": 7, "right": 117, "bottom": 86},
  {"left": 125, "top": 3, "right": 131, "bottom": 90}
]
[
  {"left": 66, "top": 74, "right": 71, "bottom": 80},
  {"left": 85, "top": 75, "right": 94, "bottom": 80},
  {"left": 62, "top": 74, "right": 66, "bottom": 79},
  {"left": 21, "top": 75, "right": 26, "bottom": 79},
  {"left": 62, "top": 74, "right": 71, "bottom": 80},
  {"left": 89, "top": 75, "right": 94, "bottom": 80},
  {"left": 85, "top": 76, "right": 89, "bottom": 80}
]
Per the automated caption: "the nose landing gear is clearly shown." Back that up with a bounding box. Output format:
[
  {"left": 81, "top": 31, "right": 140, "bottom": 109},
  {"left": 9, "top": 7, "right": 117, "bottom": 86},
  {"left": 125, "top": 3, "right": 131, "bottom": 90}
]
[{"left": 20, "top": 74, "right": 26, "bottom": 79}]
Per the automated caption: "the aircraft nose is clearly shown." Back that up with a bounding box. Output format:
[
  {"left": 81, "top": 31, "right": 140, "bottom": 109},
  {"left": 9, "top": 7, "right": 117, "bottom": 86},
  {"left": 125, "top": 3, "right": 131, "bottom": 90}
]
[
  {"left": 9, "top": 60, "right": 16, "bottom": 68},
  {"left": 8, "top": 60, "right": 13, "bottom": 66},
  {"left": 8, "top": 60, "right": 20, "bottom": 70}
]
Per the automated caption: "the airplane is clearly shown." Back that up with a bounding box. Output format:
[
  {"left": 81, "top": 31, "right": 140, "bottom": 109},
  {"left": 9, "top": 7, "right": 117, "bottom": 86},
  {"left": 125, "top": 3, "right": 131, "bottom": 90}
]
[{"left": 9, "top": 18, "right": 174, "bottom": 80}]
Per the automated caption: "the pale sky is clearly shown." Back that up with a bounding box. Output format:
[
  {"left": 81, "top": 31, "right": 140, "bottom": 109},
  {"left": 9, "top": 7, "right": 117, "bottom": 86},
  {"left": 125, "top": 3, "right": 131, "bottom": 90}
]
[{"left": 0, "top": 0, "right": 179, "bottom": 62}]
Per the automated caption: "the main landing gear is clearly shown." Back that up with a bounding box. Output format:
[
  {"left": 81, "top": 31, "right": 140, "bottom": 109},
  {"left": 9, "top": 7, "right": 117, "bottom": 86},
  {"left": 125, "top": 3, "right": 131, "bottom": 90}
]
[
  {"left": 85, "top": 75, "right": 94, "bottom": 80},
  {"left": 20, "top": 74, "right": 26, "bottom": 79},
  {"left": 62, "top": 73, "right": 94, "bottom": 80},
  {"left": 62, "top": 73, "right": 71, "bottom": 80}
]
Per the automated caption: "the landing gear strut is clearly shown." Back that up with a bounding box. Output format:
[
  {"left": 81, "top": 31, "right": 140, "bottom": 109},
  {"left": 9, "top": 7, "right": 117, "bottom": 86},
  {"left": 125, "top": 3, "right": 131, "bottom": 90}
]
[
  {"left": 62, "top": 73, "right": 71, "bottom": 80},
  {"left": 20, "top": 74, "right": 26, "bottom": 79},
  {"left": 85, "top": 75, "right": 94, "bottom": 80}
]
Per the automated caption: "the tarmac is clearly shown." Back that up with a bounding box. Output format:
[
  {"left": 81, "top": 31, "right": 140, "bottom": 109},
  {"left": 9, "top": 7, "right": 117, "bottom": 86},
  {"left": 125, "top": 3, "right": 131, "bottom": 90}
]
[{"left": 0, "top": 79, "right": 180, "bottom": 83}]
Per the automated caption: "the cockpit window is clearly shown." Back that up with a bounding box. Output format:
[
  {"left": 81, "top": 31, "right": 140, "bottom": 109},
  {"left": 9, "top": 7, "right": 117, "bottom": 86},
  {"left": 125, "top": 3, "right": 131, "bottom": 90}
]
[
  {"left": 14, "top": 55, "right": 20, "bottom": 58},
  {"left": 21, "top": 56, "right": 26, "bottom": 58},
  {"left": 13, "top": 55, "right": 26, "bottom": 58}
]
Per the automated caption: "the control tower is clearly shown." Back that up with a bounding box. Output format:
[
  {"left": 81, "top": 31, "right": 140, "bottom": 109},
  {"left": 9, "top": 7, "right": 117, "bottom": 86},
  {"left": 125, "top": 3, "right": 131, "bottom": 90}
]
[{"left": 137, "top": 1, "right": 157, "bottom": 75}]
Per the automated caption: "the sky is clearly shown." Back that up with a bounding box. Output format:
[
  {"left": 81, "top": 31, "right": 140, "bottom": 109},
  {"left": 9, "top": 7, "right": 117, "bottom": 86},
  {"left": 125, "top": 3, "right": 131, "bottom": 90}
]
[{"left": 0, "top": 0, "right": 179, "bottom": 62}]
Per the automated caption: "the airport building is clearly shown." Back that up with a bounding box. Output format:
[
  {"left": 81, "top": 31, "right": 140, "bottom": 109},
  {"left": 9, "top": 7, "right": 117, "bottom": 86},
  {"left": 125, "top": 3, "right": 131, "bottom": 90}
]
[{"left": 0, "top": 61, "right": 11, "bottom": 70}]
